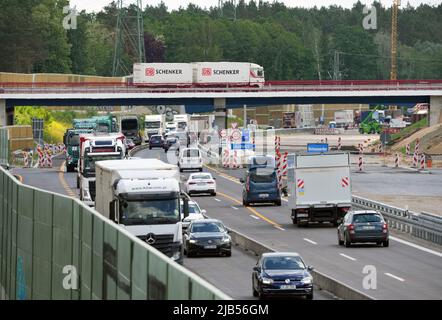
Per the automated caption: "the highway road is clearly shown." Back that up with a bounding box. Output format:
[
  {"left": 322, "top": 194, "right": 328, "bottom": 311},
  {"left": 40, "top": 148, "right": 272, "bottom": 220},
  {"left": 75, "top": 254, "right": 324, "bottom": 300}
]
[
  {"left": 11, "top": 146, "right": 442, "bottom": 300},
  {"left": 11, "top": 152, "right": 333, "bottom": 300},
  {"left": 134, "top": 147, "right": 442, "bottom": 300}
]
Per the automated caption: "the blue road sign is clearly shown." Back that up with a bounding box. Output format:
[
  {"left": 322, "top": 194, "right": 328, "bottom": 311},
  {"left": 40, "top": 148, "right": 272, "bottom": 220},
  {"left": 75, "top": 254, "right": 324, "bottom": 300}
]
[
  {"left": 231, "top": 143, "right": 255, "bottom": 150},
  {"left": 242, "top": 129, "right": 250, "bottom": 142},
  {"left": 307, "top": 143, "right": 329, "bottom": 153}
]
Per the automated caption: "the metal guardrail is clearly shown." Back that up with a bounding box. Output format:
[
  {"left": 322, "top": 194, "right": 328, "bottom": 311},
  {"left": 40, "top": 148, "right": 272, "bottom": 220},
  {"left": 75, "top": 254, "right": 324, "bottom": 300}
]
[
  {"left": 0, "top": 165, "right": 231, "bottom": 300},
  {"left": 352, "top": 196, "right": 442, "bottom": 245}
]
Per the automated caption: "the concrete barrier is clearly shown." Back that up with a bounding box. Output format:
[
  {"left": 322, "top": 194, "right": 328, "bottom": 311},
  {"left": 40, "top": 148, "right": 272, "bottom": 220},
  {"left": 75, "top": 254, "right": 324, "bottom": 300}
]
[{"left": 228, "top": 228, "right": 375, "bottom": 300}]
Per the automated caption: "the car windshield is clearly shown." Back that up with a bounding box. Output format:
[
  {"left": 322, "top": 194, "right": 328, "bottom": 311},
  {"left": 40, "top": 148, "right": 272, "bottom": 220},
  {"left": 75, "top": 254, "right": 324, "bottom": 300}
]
[
  {"left": 249, "top": 169, "right": 276, "bottom": 183},
  {"left": 183, "top": 149, "right": 199, "bottom": 157},
  {"left": 263, "top": 256, "right": 306, "bottom": 270},
  {"left": 191, "top": 222, "right": 222, "bottom": 233},
  {"left": 191, "top": 174, "right": 211, "bottom": 180},
  {"left": 122, "top": 120, "right": 138, "bottom": 130},
  {"left": 353, "top": 214, "right": 383, "bottom": 223},
  {"left": 121, "top": 198, "right": 180, "bottom": 225},
  {"left": 151, "top": 136, "right": 162, "bottom": 142}
]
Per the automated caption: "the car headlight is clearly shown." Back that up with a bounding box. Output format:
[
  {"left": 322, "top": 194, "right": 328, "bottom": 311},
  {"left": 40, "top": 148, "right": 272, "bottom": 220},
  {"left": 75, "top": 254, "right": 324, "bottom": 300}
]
[
  {"left": 301, "top": 276, "right": 313, "bottom": 285},
  {"left": 261, "top": 277, "right": 273, "bottom": 285},
  {"left": 221, "top": 236, "right": 231, "bottom": 243},
  {"left": 189, "top": 239, "right": 197, "bottom": 244}
]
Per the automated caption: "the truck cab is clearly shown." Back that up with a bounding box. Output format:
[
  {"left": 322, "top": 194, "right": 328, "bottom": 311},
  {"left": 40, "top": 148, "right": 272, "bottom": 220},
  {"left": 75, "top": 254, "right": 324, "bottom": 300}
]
[
  {"left": 95, "top": 159, "right": 189, "bottom": 264},
  {"left": 78, "top": 133, "right": 125, "bottom": 206},
  {"left": 120, "top": 116, "right": 141, "bottom": 145},
  {"left": 144, "top": 115, "right": 165, "bottom": 141}
]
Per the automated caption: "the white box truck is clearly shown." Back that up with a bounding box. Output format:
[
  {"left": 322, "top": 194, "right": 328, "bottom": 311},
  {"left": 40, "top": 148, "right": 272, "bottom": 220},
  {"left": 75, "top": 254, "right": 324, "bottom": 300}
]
[
  {"left": 174, "top": 114, "right": 190, "bottom": 131},
  {"left": 95, "top": 159, "right": 189, "bottom": 264},
  {"left": 334, "top": 110, "right": 354, "bottom": 127},
  {"left": 144, "top": 114, "right": 166, "bottom": 141},
  {"left": 133, "top": 63, "right": 193, "bottom": 86},
  {"left": 288, "top": 152, "right": 352, "bottom": 227}
]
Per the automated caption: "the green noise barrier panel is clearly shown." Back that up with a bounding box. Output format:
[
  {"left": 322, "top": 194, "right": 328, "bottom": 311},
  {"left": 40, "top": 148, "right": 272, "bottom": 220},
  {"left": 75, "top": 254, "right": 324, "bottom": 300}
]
[{"left": 0, "top": 166, "right": 230, "bottom": 300}]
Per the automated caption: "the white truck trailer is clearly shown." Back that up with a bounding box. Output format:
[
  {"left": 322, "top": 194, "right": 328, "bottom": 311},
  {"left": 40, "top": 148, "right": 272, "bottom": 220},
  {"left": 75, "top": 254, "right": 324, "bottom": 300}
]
[
  {"left": 287, "top": 152, "right": 352, "bottom": 227},
  {"left": 94, "top": 159, "right": 189, "bottom": 264},
  {"left": 144, "top": 114, "right": 166, "bottom": 141},
  {"left": 133, "top": 63, "right": 193, "bottom": 86}
]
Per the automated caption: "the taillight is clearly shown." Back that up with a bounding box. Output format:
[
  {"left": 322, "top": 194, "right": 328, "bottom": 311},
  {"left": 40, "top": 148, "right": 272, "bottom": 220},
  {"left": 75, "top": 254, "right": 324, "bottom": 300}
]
[
  {"left": 383, "top": 223, "right": 388, "bottom": 233},
  {"left": 188, "top": 182, "right": 196, "bottom": 185},
  {"left": 347, "top": 224, "right": 355, "bottom": 234},
  {"left": 207, "top": 181, "right": 214, "bottom": 184},
  {"left": 340, "top": 207, "right": 350, "bottom": 213},
  {"left": 246, "top": 176, "right": 250, "bottom": 192}
]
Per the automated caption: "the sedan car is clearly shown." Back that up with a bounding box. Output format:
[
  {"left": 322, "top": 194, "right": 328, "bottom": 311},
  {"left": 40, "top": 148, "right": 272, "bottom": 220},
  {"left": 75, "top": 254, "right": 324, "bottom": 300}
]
[
  {"left": 252, "top": 252, "right": 314, "bottom": 300},
  {"left": 338, "top": 210, "right": 389, "bottom": 247},
  {"left": 180, "top": 200, "right": 207, "bottom": 230},
  {"left": 185, "top": 172, "right": 216, "bottom": 196},
  {"left": 163, "top": 136, "right": 180, "bottom": 153},
  {"left": 149, "top": 135, "right": 164, "bottom": 149},
  {"left": 184, "top": 219, "right": 231, "bottom": 257}
]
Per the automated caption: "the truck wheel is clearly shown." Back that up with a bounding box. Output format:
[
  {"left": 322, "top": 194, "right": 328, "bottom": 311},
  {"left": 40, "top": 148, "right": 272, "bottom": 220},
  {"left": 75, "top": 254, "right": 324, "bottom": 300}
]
[
  {"left": 292, "top": 218, "right": 297, "bottom": 225},
  {"left": 76, "top": 176, "right": 80, "bottom": 189}
]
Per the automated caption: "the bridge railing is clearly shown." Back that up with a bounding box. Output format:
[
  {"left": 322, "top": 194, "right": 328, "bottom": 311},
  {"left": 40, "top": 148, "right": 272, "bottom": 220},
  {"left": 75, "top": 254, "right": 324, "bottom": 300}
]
[
  {"left": 0, "top": 166, "right": 230, "bottom": 300},
  {"left": 352, "top": 196, "right": 442, "bottom": 245}
]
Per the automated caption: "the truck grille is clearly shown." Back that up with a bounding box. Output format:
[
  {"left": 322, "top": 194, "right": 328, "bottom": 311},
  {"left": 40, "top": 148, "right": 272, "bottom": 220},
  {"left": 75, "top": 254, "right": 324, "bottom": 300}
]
[
  {"left": 137, "top": 234, "right": 174, "bottom": 257},
  {"left": 88, "top": 181, "right": 96, "bottom": 201}
]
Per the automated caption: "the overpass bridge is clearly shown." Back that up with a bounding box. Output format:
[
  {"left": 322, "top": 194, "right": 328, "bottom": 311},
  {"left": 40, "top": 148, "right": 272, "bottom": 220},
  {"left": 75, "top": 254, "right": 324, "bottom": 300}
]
[{"left": 1, "top": 79, "right": 442, "bottom": 127}]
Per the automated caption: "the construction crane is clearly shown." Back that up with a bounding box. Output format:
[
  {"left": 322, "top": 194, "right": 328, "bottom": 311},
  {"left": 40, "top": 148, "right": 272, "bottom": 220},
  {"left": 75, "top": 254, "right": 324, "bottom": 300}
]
[{"left": 390, "top": 0, "right": 400, "bottom": 81}]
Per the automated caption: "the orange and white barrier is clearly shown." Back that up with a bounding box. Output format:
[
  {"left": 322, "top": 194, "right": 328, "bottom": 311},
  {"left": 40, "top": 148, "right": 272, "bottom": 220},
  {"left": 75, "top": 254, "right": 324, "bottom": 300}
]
[
  {"left": 394, "top": 153, "right": 399, "bottom": 168},
  {"left": 337, "top": 137, "right": 342, "bottom": 150},
  {"left": 358, "top": 156, "right": 363, "bottom": 172},
  {"left": 420, "top": 154, "right": 425, "bottom": 170}
]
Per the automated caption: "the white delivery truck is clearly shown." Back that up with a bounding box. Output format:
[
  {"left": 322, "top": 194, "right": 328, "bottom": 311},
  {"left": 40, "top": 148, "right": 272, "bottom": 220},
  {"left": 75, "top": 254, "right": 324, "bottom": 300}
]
[
  {"left": 144, "top": 114, "right": 166, "bottom": 141},
  {"left": 287, "top": 152, "right": 352, "bottom": 227},
  {"left": 174, "top": 114, "right": 190, "bottom": 131},
  {"left": 78, "top": 133, "right": 126, "bottom": 206},
  {"left": 95, "top": 159, "right": 189, "bottom": 264},
  {"left": 192, "top": 62, "right": 265, "bottom": 87},
  {"left": 334, "top": 110, "right": 354, "bottom": 127},
  {"left": 133, "top": 63, "right": 193, "bottom": 86}
]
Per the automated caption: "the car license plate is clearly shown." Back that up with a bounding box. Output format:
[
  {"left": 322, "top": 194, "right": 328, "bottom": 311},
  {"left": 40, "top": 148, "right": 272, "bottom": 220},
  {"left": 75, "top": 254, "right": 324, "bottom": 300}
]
[
  {"left": 362, "top": 226, "right": 375, "bottom": 230},
  {"left": 197, "top": 183, "right": 205, "bottom": 186},
  {"left": 204, "top": 245, "right": 217, "bottom": 249},
  {"left": 280, "top": 285, "right": 296, "bottom": 290},
  {"left": 259, "top": 194, "right": 269, "bottom": 198}
]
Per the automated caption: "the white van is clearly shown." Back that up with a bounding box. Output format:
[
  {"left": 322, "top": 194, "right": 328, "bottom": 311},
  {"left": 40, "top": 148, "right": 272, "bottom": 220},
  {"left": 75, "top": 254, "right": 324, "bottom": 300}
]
[{"left": 179, "top": 148, "right": 202, "bottom": 172}]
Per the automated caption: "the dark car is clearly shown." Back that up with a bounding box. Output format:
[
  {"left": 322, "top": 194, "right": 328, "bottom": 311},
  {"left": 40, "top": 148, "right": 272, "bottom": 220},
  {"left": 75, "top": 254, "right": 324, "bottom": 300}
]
[
  {"left": 163, "top": 136, "right": 180, "bottom": 153},
  {"left": 240, "top": 167, "right": 281, "bottom": 206},
  {"left": 252, "top": 252, "right": 314, "bottom": 300},
  {"left": 149, "top": 135, "right": 164, "bottom": 149},
  {"left": 337, "top": 210, "right": 389, "bottom": 247},
  {"left": 184, "top": 219, "right": 231, "bottom": 257}
]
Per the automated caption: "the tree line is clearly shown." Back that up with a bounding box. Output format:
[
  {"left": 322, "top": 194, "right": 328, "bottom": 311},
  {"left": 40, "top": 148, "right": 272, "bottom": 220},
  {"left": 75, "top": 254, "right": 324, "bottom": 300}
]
[{"left": 0, "top": 0, "right": 441, "bottom": 80}]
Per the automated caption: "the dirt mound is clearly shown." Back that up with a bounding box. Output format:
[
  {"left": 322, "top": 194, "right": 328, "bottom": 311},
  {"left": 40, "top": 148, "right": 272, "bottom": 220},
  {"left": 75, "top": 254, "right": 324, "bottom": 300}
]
[{"left": 392, "top": 124, "right": 442, "bottom": 154}]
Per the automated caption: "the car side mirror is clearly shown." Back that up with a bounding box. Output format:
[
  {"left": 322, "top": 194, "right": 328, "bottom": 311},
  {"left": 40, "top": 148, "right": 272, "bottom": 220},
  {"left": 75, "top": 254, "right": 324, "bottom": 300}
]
[
  {"left": 239, "top": 178, "right": 244, "bottom": 183},
  {"left": 307, "top": 266, "right": 314, "bottom": 271},
  {"left": 253, "top": 266, "right": 261, "bottom": 272},
  {"left": 201, "top": 209, "right": 207, "bottom": 216}
]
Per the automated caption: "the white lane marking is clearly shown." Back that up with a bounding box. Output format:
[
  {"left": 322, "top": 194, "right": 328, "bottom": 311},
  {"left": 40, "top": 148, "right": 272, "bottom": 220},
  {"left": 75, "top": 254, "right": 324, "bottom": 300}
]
[
  {"left": 214, "top": 198, "right": 221, "bottom": 202},
  {"left": 384, "top": 273, "right": 405, "bottom": 282},
  {"left": 303, "top": 238, "right": 317, "bottom": 245},
  {"left": 250, "top": 215, "right": 260, "bottom": 220},
  {"left": 231, "top": 206, "right": 239, "bottom": 210},
  {"left": 339, "top": 253, "right": 357, "bottom": 261},
  {"left": 390, "top": 236, "right": 442, "bottom": 258},
  {"left": 274, "top": 226, "right": 285, "bottom": 231}
]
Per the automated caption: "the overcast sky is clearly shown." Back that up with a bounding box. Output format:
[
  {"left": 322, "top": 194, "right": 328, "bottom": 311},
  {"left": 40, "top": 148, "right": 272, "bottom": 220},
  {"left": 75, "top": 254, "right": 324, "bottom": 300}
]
[{"left": 69, "top": 0, "right": 441, "bottom": 13}]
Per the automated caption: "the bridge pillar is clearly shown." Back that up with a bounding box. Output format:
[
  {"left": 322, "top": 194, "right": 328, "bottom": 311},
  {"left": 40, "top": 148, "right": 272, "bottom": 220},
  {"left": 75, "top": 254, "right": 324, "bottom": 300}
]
[
  {"left": 0, "top": 100, "right": 6, "bottom": 127},
  {"left": 213, "top": 98, "right": 228, "bottom": 130},
  {"left": 429, "top": 96, "right": 442, "bottom": 126}
]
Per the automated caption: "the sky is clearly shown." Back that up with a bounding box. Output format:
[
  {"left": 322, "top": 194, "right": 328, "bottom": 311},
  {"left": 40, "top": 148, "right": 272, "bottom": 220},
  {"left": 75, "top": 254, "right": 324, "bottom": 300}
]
[{"left": 69, "top": 0, "right": 441, "bottom": 13}]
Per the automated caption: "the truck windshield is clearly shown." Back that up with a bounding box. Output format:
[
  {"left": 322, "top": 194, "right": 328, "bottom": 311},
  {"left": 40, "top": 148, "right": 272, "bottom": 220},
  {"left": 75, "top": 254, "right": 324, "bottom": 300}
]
[
  {"left": 145, "top": 121, "right": 160, "bottom": 129},
  {"left": 96, "top": 124, "right": 109, "bottom": 133},
  {"left": 120, "top": 198, "right": 180, "bottom": 225},
  {"left": 122, "top": 120, "right": 138, "bottom": 130},
  {"left": 84, "top": 155, "right": 121, "bottom": 175},
  {"left": 67, "top": 134, "right": 80, "bottom": 146}
]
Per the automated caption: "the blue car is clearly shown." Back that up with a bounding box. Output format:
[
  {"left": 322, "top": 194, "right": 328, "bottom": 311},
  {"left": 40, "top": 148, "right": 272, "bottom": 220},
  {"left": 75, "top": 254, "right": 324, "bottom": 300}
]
[
  {"left": 241, "top": 168, "right": 281, "bottom": 206},
  {"left": 252, "top": 252, "right": 314, "bottom": 300}
]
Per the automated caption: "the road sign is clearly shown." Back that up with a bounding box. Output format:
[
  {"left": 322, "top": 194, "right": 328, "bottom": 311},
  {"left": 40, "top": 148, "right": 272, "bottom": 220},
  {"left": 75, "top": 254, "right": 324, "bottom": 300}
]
[
  {"left": 32, "top": 118, "right": 44, "bottom": 144},
  {"left": 232, "top": 129, "right": 241, "bottom": 141},
  {"left": 242, "top": 129, "right": 250, "bottom": 142},
  {"left": 231, "top": 143, "right": 255, "bottom": 150},
  {"left": 307, "top": 143, "right": 329, "bottom": 153}
]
